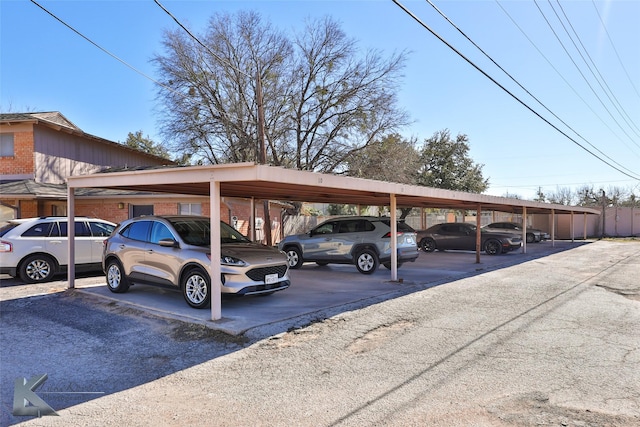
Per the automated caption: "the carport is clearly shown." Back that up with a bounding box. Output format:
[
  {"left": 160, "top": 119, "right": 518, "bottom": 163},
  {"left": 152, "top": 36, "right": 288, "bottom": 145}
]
[{"left": 65, "top": 163, "right": 600, "bottom": 321}]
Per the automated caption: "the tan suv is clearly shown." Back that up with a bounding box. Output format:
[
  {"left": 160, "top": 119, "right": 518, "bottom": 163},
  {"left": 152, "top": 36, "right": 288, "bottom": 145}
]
[{"left": 102, "top": 215, "right": 291, "bottom": 308}]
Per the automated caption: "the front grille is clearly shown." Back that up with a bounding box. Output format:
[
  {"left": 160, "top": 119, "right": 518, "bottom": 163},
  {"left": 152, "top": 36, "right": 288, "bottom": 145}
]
[{"left": 246, "top": 265, "right": 288, "bottom": 282}]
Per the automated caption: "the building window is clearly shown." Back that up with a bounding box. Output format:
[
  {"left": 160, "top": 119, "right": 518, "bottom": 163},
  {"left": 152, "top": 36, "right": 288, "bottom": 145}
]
[
  {"left": 179, "top": 203, "right": 202, "bottom": 215},
  {"left": 0, "top": 133, "right": 14, "bottom": 157}
]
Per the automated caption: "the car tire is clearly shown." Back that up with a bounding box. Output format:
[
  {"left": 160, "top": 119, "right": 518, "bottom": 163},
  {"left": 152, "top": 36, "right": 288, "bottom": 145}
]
[
  {"left": 383, "top": 262, "right": 403, "bottom": 270},
  {"left": 19, "top": 254, "right": 56, "bottom": 283},
  {"left": 105, "top": 259, "right": 130, "bottom": 293},
  {"left": 420, "top": 238, "right": 436, "bottom": 252},
  {"left": 355, "top": 249, "right": 379, "bottom": 274},
  {"left": 182, "top": 267, "right": 211, "bottom": 309},
  {"left": 484, "top": 239, "right": 502, "bottom": 255},
  {"left": 526, "top": 233, "right": 535, "bottom": 244},
  {"left": 315, "top": 261, "right": 329, "bottom": 266},
  {"left": 284, "top": 247, "right": 304, "bottom": 269}
]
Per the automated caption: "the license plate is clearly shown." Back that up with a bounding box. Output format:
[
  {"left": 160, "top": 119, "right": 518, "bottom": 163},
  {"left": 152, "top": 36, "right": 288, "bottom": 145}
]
[{"left": 265, "top": 273, "right": 278, "bottom": 284}]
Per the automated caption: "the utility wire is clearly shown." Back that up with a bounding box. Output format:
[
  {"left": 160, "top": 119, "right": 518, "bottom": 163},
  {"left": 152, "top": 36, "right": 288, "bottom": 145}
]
[
  {"left": 392, "top": 0, "right": 640, "bottom": 181},
  {"left": 551, "top": 0, "right": 640, "bottom": 140},
  {"left": 591, "top": 0, "right": 640, "bottom": 100},
  {"left": 153, "top": 0, "right": 251, "bottom": 79},
  {"left": 424, "top": 0, "right": 639, "bottom": 179},
  {"left": 533, "top": 0, "right": 640, "bottom": 150},
  {"left": 28, "top": 0, "right": 179, "bottom": 98},
  {"left": 493, "top": 0, "right": 634, "bottom": 158}
]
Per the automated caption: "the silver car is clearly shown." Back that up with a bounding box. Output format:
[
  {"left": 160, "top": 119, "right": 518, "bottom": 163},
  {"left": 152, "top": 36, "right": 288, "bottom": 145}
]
[
  {"left": 102, "top": 215, "right": 291, "bottom": 308},
  {"left": 483, "top": 222, "right": 550, "bottom": 243},
  {"left": 278, "top": 216, "right": 419, "bottom": 274},
  {"left": 0, "top": 216, "right": 116, "bottom": 283}
]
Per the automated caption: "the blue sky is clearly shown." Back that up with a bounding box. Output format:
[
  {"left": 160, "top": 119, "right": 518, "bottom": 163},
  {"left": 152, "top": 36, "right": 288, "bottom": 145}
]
[{"left": 2, "top": 0, "right": 639, "bottom": 200}]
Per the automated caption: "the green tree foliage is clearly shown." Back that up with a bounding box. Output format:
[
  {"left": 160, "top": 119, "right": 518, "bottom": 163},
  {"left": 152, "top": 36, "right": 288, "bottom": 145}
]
[
  {"left": 327, "top": 204, "right": 358, "bottom": 216},
  {"left": 415, "top": 129, "right": 488, "bottom": 193},
  {"left": 153, "top": 11, "right": 409, "bottom": 172},
  {"left": 123, "top": 131, "right": 192, "bottom": 165},
  {"left": 345, "top": 133, "right": 419, "bottom": 184},
  {"left": 123, "top": 130, "right": 170, "bottom": 159}
]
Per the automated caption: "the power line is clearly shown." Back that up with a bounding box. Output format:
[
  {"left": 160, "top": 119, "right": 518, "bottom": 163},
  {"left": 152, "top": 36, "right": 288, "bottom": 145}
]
[
  {"left": 493, "top": 0, "right": 637, "bottom": 158},
  {"left": 423, "top": 0, "right": 640, "bottom": 179},
  {"left": 533, "top": 0, "right": 640, "bottom": 150},
  {"left": 392, "top": 0, "right": 640, "bottom": 181},
  {"left": 551, "top": 0, "right": 640, "bottom": 140},
  {"left": 152, "top": 0, "right": 251, "bottom": 79},
  {"left": 28, "top": 0, "right": 178, "bottom": 98},
  {"left": 590, "top": 0, "right": 640, "bottom": 100}
]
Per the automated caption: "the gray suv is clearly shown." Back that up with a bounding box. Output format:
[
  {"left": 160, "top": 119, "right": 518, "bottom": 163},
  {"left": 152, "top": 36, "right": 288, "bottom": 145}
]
[
  {"left": 278, "top": 216, "right": 419, "bottom": 274},
  {"left": 102, "top": 215, "right": 291, "bottom": 308}
]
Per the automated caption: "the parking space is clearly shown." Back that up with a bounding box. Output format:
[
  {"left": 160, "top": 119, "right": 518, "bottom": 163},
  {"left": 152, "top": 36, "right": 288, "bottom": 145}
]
[{"left": 1, "top": 240, "right": 587, "bottom": 337}]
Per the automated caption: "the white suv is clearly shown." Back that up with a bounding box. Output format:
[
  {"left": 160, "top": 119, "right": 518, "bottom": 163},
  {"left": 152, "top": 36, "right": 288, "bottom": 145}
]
[{"left": 0, "top": 216, "right": 116, "bottom": 283}]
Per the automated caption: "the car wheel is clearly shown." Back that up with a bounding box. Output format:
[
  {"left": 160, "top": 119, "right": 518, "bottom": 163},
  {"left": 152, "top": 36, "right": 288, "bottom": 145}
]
[
  {"left": 182, "top": 267, "right": 211, "bottom": 309},
  {"left": 484, "top": 239, "right": 502, "bottom": 255},
  {"left": 105, "top": 259, "right": 130, "bottom": 293},
  {"left": 383, "top": 262, "right": 403, "bottom": 270},
  {"left": 19, "top": 254, "right": 56, "bottom": 283},
  {"left": 420, "top": 238, "right": 436, "bottom": 252},
  {"left": 526, "top": 233, "right": 535, "bottom": 244},
  {"left": 284, "top": 247, "right": 304, "bottom": 269},
  {"left": 355, "top": 249, "right": 379, "bottom": 274}
]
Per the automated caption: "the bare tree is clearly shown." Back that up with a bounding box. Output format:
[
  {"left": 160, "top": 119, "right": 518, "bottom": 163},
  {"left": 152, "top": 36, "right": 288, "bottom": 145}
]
[
  {"left": 546, "top": 186, "right": 575, "bottom": 205},
  {"left": 153, "top": 11, "right": 409, "bottom": 173},
  {"left": 288, "top": 17, "right": 410, "bottom": 172},
  {"left": 154, "top": 11, "right": 292, "bottom": 165}
]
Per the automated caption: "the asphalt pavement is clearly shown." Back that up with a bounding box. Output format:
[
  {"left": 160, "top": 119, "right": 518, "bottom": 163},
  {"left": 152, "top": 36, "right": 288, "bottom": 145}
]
[{"left": 1, "top": 239, "right": 638, "bottom": 426}]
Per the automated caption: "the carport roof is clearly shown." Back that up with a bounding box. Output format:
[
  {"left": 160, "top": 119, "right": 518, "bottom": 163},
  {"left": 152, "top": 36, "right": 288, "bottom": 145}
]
[{"left": 67, "top": 163, "right": 600, "bottom": 215}]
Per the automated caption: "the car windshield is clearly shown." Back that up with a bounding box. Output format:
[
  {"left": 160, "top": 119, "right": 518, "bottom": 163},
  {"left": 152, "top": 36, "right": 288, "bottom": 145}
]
[{"left": 169, "top": 218, "right": 251, "bottom": 246}]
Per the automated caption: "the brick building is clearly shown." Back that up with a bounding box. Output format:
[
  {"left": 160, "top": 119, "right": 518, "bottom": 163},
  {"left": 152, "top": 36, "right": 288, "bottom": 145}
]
[{"left": 0, "top": 112, "right": 286, "bottom": 242}]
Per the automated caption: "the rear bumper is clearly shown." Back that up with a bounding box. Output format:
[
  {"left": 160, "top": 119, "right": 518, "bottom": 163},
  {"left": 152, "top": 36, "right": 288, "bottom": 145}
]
[
  {"left": 503, "top": 243, "right": 521, "bottom": 252},
  {"left": 0, "top": 267, "right": 17, "bottom": 277},
  {"left": 381, "top": 247, "right": 419, "bottom": 263}
]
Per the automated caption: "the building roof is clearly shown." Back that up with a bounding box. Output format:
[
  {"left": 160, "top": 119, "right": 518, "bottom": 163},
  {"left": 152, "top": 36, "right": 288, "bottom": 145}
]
[
  {"left": 1, "top": 111, "right": 81, "bottom": 132},
  {"left": 0, "top": 111, "right": 175, "bottom": 165},
  {"left": 0, "top": 179, "right": 161, "bottom": 199}
]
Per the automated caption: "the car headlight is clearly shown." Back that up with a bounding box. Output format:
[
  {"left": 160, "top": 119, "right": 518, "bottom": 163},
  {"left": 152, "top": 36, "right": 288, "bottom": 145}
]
[{"left": 221, "top": 255, "right": 247, "bottom": 266}]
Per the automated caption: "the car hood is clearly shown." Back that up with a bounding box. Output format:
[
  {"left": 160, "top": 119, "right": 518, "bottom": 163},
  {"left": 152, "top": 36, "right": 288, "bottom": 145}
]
[{"left": 221, "top": 242, "right": 286, "bottom": 263}]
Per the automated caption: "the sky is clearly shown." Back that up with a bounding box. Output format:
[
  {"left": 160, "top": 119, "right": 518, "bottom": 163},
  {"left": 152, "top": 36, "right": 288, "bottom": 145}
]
[{"left": 1, "top": 0, "right": 639, "bottom": 200}]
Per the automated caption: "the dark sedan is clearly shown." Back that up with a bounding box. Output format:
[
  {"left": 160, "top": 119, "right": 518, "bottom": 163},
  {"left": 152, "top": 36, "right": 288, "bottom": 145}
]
[{"left": 417, "top": 223, "right": 522, "bottom": 255}]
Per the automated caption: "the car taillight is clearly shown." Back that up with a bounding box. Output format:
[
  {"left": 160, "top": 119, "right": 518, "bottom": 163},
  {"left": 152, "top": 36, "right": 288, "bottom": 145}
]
[
  {"left": 0, "top": 240, "right": 12, "bottom": 252},
  {"left": 382, "top": 232, "right": 404, "bottom": 238}
]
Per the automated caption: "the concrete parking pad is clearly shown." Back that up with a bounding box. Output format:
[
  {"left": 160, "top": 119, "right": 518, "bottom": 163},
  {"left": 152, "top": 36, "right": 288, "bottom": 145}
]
[{"left": 70, "top": 240, "right": 585, "bottom": 336}]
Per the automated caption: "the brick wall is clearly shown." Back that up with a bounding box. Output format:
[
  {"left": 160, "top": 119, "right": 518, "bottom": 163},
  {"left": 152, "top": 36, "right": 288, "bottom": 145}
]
[
  {"left": 0, "top": 131, "right": 34, "bottom": 175},
  {"left": 18, "top": 200, "right": 38, "bottom": 218}
]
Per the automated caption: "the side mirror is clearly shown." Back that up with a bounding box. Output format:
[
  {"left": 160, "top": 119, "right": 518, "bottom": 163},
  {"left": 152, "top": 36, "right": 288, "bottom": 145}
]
[{"left": 158, "top": 238, "right": 179, "bottom": 248}]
